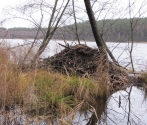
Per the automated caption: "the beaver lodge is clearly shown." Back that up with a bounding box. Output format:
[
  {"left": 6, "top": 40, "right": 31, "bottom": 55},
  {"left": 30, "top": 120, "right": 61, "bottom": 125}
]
[
  {"left": 1, "top": 44, "right": 146, "bottom": 125},
  {"left": 39, "top": 44, "right": 134, "bottom": 92}
]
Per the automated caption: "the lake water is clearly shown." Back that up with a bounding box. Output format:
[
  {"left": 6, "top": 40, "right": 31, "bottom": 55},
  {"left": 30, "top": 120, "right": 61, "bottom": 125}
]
[
  {"left": 1, "top": 86, "right": 147, "bottom": 125},
  {"left": 1, "top": 39, "right": 147, "bottom": 71},
  {"left": 73, "top": 86, "right": 147, "bottom": 125},
  {"left": 0, "top": 39, "right": 147, "bottom": 125}
]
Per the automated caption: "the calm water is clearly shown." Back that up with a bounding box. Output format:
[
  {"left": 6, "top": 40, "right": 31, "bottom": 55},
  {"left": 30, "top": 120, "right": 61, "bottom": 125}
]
[
  {"left": 1, "top": 86, "right": 147, "bottom": 125},
  {"left": 73, "top": 86, "right": 147, "bottom": 125},
  {"left": 1, "top": 39, "right": 147, "bottom": 125},
  {"left": 2, "top": 39, "right": 147, "bottom": 71}
]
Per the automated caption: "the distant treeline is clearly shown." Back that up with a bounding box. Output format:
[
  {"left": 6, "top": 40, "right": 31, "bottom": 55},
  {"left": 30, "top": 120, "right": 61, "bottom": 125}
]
[{"left": 1, "top": 18, "right": 147, "bottom": 42}]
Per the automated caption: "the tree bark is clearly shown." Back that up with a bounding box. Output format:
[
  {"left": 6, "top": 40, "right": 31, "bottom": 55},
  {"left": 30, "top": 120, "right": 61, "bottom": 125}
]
[
  {"left": 84, "top": 0, "right": 109, "bottom": 83},
  {"left": 84, "top": 0, "right": 117, "bottom": 64},
  {"left": 32, "top": 0, "right": 70, "bottom": 66},
  {"left": 101, "top": 36, "right": 117, "bottom": 63},
  {"left": 84, "top": 0, "right": 104, "bottom": 48}
]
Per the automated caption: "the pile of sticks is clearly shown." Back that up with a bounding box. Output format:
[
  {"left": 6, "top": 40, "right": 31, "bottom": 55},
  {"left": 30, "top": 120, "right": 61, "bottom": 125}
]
[
  {"left": 41, "top": 44, "right": 129, "bottom": 90},
  {"left": 43, "top": 44, "right": 100, "bottom": 76}
]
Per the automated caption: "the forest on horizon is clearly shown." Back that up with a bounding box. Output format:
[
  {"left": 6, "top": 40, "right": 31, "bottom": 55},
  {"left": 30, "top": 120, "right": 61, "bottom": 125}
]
[{"left": 1, "top": 18, "right": 147, "bottom": 42}]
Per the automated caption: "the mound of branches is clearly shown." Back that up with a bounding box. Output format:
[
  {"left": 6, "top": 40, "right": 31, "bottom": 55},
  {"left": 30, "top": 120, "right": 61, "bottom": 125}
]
[{"left": 41, "top": 44, "right": 129, "bottom": 91}]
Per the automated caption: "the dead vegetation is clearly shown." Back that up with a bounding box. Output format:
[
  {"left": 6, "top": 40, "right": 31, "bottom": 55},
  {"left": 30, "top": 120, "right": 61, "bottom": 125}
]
[
  {"left": 40, "top": 44, "right": 129, "bottom": 92},
  {"left": 0, "top": 42, "right": 108, "bottom": 121},
  {"left": 0, "top": 42, "right": 143, "bottom": 124}
]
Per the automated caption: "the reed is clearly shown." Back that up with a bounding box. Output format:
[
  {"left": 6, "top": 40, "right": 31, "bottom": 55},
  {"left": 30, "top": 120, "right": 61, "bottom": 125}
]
[
  {"left": 0, "top": 41, "right": 108, "bottom": 124},
  {"left": 0, "top": 66, "right": 108, "bottom": 115},
  {"left": 141, "top": 71, "right": 147, "bottom": 84}
]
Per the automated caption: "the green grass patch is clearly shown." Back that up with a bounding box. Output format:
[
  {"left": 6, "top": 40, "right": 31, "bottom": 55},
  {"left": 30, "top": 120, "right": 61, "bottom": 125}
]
[{"left": 0, "top": 65, "right": 108, "bottom": 117}]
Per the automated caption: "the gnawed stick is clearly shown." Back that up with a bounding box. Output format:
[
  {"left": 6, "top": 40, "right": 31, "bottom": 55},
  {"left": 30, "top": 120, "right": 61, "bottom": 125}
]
[
  {"left": 63, "top": 65, "right": 70, "bottom": 77},
  {"left": 58, "top": 43, "right": 71, "bottom": 49}
]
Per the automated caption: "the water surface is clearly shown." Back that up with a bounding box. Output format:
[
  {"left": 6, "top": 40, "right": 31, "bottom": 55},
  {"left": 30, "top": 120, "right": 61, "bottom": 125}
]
[
  {"left": 0, "top": 39, "right": 147, "bottom": 124},
  {"left": 73, "top": 86, "right": 147, "bottom": 125},
  {"left": 2, "top": 39, "right": 146, "bottom": 71}
]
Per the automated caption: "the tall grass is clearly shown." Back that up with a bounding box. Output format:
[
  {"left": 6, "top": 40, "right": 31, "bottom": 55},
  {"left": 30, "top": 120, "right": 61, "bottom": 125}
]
[
  {"left": 25, "top": 70, "right": 108, "bottom": 115},
  {"left": 141, "top": 71, "right": 147, "bottom": 84},
  {"left": 0, "top": 40, "right": 108, "bottom": 124},
  {"left": 0, "top": 42, "right": 32, "bottom": 107}
]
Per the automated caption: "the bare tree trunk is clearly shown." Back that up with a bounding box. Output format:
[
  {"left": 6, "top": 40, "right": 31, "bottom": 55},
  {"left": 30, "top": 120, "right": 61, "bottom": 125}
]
[
  {"left": 32, "top": 0, "right": 70, "bottom": 66},
  {"left": 128, "top": 0, "right": 135, "bottom": 72},
  {"left": 84, "top": 0, "right": 104, "bottom": 48},
  {"left": 101, "top": 35, "right": 117, "bottom": 63},
  {"left": 72, "top": 0, "right": 80, "bottom": 44},
  {"left": 84, "top": 0, "right": 109, "bottom": 83}
]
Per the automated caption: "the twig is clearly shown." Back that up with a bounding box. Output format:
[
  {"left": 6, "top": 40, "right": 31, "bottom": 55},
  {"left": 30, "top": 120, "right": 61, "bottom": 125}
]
[
  {"left": 58, "top": 43, "right": 71, "bottom": 49},
  {"left": 63, "top": 65, "right": 69, "bottom": 77}
]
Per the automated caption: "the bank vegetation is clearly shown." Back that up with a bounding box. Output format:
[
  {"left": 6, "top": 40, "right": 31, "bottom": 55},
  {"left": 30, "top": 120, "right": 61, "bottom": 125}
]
[{"left": 1, "top": 18, "right": 147, "bottom": 42}]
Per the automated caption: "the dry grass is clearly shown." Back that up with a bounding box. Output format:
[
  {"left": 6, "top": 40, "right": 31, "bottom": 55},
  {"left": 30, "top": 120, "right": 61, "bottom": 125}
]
[
  {"left": 0, "top": 41, "right": 108, "bottom": 124},
  {"left": 26, "top": 70, "right": 108, "bottom": 116},
  {"left": 141, "top": 71, "right": 147, "bottom": 84},
  {"left": 0, "top": 42, "right": 33, "bottom": 107}
]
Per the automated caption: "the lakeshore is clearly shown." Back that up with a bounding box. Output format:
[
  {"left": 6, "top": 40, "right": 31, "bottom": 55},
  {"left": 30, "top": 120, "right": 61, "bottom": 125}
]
[{"left": 0, "top": 38, "right": 147, "bottom": 124}]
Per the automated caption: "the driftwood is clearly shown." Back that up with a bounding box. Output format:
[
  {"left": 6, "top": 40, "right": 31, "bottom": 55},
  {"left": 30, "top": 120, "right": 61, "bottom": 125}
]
[{"left": 39, "top": 44, "right": 130, "bottom": 91}]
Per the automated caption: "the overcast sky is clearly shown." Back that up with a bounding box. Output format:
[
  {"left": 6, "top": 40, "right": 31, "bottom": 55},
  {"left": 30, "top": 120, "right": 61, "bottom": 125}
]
[
  {"left": 0, "top": 0, "right": 31, "bottom": 28},
  {"left": 0, "top": 0, "right": 147, "bottom": 28}
]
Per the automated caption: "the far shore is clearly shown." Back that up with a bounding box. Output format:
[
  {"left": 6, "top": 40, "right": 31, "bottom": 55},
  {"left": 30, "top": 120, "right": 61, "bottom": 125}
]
[{"left": 1, "top": 38, "right": 147, "bottom": 44}]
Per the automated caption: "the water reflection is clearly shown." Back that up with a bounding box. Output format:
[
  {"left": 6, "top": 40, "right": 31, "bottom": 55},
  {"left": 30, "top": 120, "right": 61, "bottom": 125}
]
[
  {"left": 1, "top": 87, "right": 146, "bottom": 124},
  {"left": 143, "top": 87, "right": 147, "bottom": 101},
  {"left": 73, "top": 97, "right": 107, "bottom": 125},
  {"left": 74, "top": 86, "right": 147, "bottom": 125}
]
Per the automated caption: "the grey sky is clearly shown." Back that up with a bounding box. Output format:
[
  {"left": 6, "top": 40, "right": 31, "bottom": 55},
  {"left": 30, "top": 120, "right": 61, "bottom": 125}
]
[{"left": 0, "top": 0, "right": 147, "bottom": 28}]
